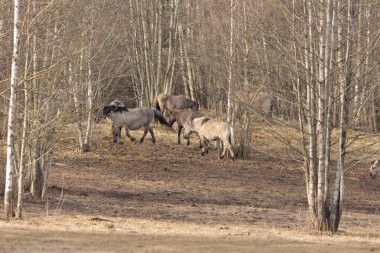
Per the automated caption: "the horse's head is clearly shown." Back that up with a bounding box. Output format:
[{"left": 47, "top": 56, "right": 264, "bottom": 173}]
[
  {"left": 95, "top": 107, "right": 106, "bottom": 123},
  {"left": 191, "top": 101, "right": 199, "bottom": 111},
  {"left": 168, "top": 111, "right": 176, "bottom": 127},
  {"left": 370, "top": 160, "right": 380, "bottom": 179},
  {"left": 95, "top": 106, "right": 118, "bottom": 123}
]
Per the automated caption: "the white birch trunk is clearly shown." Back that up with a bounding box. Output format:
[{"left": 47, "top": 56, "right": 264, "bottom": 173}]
[
  {"left": 164, "top": 0, "right": 178, "bottom": 94},
  {"left": 17, "top": 2, "right": 31, "bottom": 216},
  {"left": 178, "top": 23, "right": 190, "bottom": 98},
  {"left": 84, "top": 10, "right": 95, "bottom": 152},
  {"left": 306, "top": 0, "right": 318, "bottom": 224},
  {"left": 227, "top": 0, "right": 234, "bottom": 125},
  {"left": 140, "top": 0, "right": 153, "bottom": 105},
  {"left": 129, "top": 0, "right": 144, "bottom": 107},
  {"left": 329, "top": 0, "right": 357, "bottom": 232},
  {"left": 238, "top": 0, "right": 251, "bottom": 158},
  {"left": 185, "top": 2, "right": 195, "bottom": 101},
  {"left": 155, "top": 0, "right": 162, "bottom": 95},
  {"left": 323, "top": 0, "right": 335, "bottom": 219},
  {"left": 317, "top": 0, "right": 327, "bottom": 230},
  {"left": 4, "top": 0, "right": 20, "bottom": 218},
  {"left": 72, "top": 54, "right": 84, "bottom": 151}
]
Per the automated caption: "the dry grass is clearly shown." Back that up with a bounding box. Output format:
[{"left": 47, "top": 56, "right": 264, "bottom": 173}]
[{"left": 0, "top": 119, "right": 379, "bottom": 252}]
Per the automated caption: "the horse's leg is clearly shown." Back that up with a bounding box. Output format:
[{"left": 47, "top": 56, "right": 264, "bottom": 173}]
[
  {"left": 139, "top": 127, "right": 149, "bottom": 143},
  {"left": 217, "top": 140, "right": 222, "bottom": 156},
  {"left": 111, "top": 125, "right": 116, "bottom": 141},
  {"left": 197, "top": 134, "right": 203, "bottom": 148},
  {"left": 177, "top": 125, "right": 182, "bottom": 145},
  {"left": 117, "top": 126, "right": 122, "bottom": 138},
  {"left": 125, "top": 128, "right": 136, "bottom": 142},
  {"left": 219, "top": 142, "right": 227, "bottom": 159},
  {"left": 148, "top": 127, "right": 156, "bottom": 143},
  {"left": 200, "top": 137, "right": 208, "bottom": 156},
  {"left": 113, "top": 126, "right": 121, "bottom": 143},
  {"left": 228, "top": 145, "right": 235, "bottom": 161}
]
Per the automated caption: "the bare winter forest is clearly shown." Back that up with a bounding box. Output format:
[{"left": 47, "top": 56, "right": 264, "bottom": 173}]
[{"left": 1, "top": 0, "right": 380, "bottom": 252}]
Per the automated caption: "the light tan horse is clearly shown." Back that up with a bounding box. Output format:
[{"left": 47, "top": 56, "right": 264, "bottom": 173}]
[
  {"left": 96, "top": 105, "right": 171, "bottom": 143},
  {"left": 155, "top": 93, "right": 199, "bottom": 117},
  {"left": 168, "top": 110, "right": 204, "bottom": 145},
  {"left": 183, "top": 117, "right": 235, "bottom": 160},
  {"left": 369, "top": 160, "right": 380, "bottom": 179}
]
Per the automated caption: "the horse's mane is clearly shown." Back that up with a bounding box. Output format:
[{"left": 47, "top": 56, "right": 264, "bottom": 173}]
[
  {"left": 200, "top": 117, "right": 210, "bottom": 126},
  {"left": 109, "top": 100, "right": 125, "bottom": 107},
  {"left": 103, "top": 105, "right": 128, "bottom": 116},
  {"left": 113, "top": 106, "right": 128, "bottom": 113}
]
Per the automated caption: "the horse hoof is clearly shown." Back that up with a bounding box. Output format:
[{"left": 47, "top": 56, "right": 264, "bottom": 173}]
[{"left": 130, "top": 138, "right": 136, "bottom": 142}]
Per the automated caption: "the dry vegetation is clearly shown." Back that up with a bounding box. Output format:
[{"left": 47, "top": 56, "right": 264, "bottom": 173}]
[{"left": 0, "top": 121, "right": 379, "bottom": 252}]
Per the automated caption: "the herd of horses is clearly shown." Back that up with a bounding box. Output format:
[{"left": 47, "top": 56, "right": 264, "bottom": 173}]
[
  {"left": 95, "top": 93, "right": 380, "bottom": 177},
  {"left": 96, "top": 93, "right": 236, "bottom": 160}
]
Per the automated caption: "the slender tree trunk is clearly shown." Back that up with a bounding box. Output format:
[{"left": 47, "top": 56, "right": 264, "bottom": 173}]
[
  {"left": 164, "top": 0, "right": 178, "bottom": 94},
  {"left": 72, "top": 63, "right": 84, "bottom": 151},
  {"left": 353, "top": 3, "right": 361, "bottom": 126},
  {"left": 178, "top": 23, "right": 189, "bottom": 98},
  {"left": 17, "top": 2, "right": 31, "bottom": 216},
  {"left": 238, "top": 0, "right": 251, "bottom": 158},
  {"left": 227, "top": 0, "right": 234, "bottom": 125},
  {"left": 84, "top": 10, "right": 95, "bottom": 152},
  {"left": 317, "top": 0, "right": 327, "bottom": 230},
  {"left": 184, "top": 2, "right": 195, "bottom": 101},
  {"left": 329, "top": 0, "right": 357, "bottom": 232},
  {"left": 155, "top": 0, "right": 162, "bottom": 95},
  {"left": 306, "top": 0, "right": 318, "bottom": 225},
  {"left": 4, "top": 0, "right": 20, "bottom": 218},
  {"left": 323, "top": 0, "right": 335, "bottom": 224},
  {"left": 140, "top": 0, "right": 153, "bottom": 106}
]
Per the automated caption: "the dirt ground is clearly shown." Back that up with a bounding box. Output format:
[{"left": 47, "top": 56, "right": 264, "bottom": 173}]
[{"left": 0, "top": 122, "right": 380, "bottom": 252}]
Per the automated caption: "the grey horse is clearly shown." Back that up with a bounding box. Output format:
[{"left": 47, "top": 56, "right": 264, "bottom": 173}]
[{"left": 96, "top": 105, "right": 171, "bottom": 143}]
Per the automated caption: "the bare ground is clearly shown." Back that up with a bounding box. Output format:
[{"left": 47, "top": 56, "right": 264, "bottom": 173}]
[{"left": 0, "top": 123, "right": 379, "bottom": 252}]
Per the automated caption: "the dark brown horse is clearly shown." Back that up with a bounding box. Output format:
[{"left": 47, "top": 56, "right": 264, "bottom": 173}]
[
  {"left": 155, "top": 93, "right": 199, "bottom": 117},
  {"left": 168, "top": 110, "right": 204, "bottom": 145}
]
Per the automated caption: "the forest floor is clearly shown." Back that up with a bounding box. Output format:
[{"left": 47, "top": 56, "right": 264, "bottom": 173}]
[{"left": 0, "top": 120, "right": 380, "bottom": 252}]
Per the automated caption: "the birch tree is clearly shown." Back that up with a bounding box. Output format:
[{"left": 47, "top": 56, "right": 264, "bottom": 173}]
[
  {"left": 4, "top": 0, "right": 20, "bottom": 218},
  {"left": 226, "top": 0, "right": 234, "bottom": 124}
]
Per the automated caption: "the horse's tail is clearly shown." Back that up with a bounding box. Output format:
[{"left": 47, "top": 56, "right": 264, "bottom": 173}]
[
  {"left": 229, "top": 126, "right": 235, "bottom": 147},
  {"left": 153, "top": 109, "right": 172, "bottom": 128},
  {"left": 155, "top": 99, "right": 161, "bottom": 112}
]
